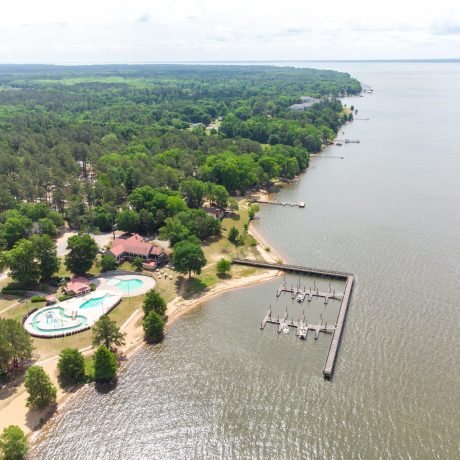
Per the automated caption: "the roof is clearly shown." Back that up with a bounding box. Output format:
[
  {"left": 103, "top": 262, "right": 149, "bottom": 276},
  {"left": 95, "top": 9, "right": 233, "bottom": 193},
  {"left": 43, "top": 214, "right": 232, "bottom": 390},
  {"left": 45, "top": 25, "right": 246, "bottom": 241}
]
[
  {"left": 202, "top": 206, "right": 224, "bottom": 218},
  {"left": 109, "top": 234, "right": 162, "bottom": 258},
  {"left": 66, "top": 277, "right": 90, "bottom": 293}
]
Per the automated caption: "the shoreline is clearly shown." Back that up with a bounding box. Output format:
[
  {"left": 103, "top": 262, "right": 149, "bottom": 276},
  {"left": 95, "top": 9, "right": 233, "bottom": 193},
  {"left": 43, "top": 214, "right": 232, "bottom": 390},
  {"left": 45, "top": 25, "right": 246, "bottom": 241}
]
[{"left": 0, "top": 212, "right": 285, "bottom": 440}]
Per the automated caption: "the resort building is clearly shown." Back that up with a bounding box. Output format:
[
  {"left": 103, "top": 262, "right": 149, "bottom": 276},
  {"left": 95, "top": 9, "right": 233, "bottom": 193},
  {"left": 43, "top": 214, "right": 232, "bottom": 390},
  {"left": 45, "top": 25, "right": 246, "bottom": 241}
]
[
  {"left": 108, "top": 233, "right": 164, "bottom": 263},
  {"left": 64, "top": 277, "right": 91, "bottom": 296}
]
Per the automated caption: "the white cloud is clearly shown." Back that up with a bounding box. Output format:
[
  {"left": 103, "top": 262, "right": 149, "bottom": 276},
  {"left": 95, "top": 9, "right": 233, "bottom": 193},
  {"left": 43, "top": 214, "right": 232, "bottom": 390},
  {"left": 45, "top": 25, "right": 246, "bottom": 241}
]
[{"left": 0, "top": 0, "right": 459, "bottom": 62}]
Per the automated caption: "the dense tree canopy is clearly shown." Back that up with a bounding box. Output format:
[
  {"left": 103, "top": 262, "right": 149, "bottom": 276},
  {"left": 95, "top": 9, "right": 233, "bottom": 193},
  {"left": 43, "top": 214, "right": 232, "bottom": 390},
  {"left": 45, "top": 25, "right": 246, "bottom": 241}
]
[{"left": 0, "top": 65, "right": 359, "bottom": 255}]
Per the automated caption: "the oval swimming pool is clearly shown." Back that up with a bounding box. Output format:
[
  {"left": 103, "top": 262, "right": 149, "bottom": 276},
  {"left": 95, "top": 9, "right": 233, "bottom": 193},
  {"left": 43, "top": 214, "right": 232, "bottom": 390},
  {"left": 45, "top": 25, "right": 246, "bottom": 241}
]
[{"left": 108, "top": 278, "right": 144, "bottom": 292}]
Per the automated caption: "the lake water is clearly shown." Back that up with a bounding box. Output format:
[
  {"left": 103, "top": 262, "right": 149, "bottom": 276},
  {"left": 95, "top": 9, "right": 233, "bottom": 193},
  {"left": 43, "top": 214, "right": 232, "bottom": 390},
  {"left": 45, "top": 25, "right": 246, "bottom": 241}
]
[{"left": 31, "top": 62, "right": 460, "bottom": 459}]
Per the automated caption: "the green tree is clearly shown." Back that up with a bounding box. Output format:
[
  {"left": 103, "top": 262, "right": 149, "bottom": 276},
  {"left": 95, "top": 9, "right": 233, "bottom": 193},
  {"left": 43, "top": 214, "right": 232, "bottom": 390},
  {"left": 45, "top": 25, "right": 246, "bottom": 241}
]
[
  {"left": 228, "top": 226, "right": 240, "bottom": 246},
  {"left": 227, "top": 197, "right": 239, "bottom": 211},
  {"left": 0, "top": 425, "right": 28, "bottom": 460},
  {"left": 57, "top": 348, "right": 85, "bottom": 386},
  {"left": 93, "top": 346, "right": 117, "bottom": 383},
  {"left": 210, "top": 184, "right": 229, "bottom": 208},
  {"left": 180, "top": 179, "right": 206, "bottom": 208},
  {"left": 24, "top": 365, "right": 57, "bottom": 409},
  {"left": 248, "top": 204, "right": 260, "bottom": 221},
  {"left": 142, "top": 289, "right": 167, "bottom": 317},
  {"left": 92, "top": 315, "right": 126, "bottom": 350},
  {"left": 37, "top": 218, "right": 58, "bottom": 238},
  {"left": 116, "top": 209, "right": 139, "bottom": 233},
  {"left": 65, "top": 234, "right": 98, "bottom": 275},
  {"left": 216, "top": 258, "right": 231, "bottom": 277},
  {"left": 172, "top": 240, "right": 207, "bottom": 278},
  {"left": 132, "top": 256, "right": 143, "bottom": 271},
  {"left": 3, "top": 239, "right": 40, "bottom": 286},
  {"left": 1, "top": 215, "right": 32, "bottom": 249},
  {"left": 159, "top": 217, "right": 190, "bottom": 245},
  {"left": 143, "top": 311, "right": 164, "bottom": 344},
  {"left": 100, "top": 253, "right": 118, "bottom": 272},
  {"left": 0, "top": 319, "right": 33, "bottom": 372},
  {"left": 30, "top": 234, "right": 60, "bottom": 281}
]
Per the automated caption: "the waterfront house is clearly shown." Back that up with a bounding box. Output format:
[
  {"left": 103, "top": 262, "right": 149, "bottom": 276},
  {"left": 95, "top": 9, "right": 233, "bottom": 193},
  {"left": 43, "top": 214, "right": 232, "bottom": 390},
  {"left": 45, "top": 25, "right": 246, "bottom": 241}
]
[{"left": 108, "top": 234, "right": 164, "bottom": 263}]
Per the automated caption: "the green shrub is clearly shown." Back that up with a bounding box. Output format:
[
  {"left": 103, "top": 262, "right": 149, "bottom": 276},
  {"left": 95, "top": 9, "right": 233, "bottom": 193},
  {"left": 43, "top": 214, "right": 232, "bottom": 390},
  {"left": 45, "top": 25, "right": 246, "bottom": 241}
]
[
  {"left": 58, "top": 293, "right": 74, "bottom": 302},
  {"left": 30, "top": 295, "right": 46, "bottom": 303}
]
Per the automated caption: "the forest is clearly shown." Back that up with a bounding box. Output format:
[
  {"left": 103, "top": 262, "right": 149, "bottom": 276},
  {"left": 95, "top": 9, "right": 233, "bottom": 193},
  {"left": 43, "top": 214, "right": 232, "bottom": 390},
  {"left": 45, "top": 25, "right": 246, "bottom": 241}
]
[{"left": 0, "top": 64, "right": 361, "bottom": 249}]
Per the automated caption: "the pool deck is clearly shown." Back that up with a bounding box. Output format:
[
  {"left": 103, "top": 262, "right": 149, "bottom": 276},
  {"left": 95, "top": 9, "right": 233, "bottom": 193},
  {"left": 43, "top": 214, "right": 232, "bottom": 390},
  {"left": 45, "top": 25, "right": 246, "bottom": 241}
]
[
  {"left": 96, "top": 272, "right": 156, "bottom": 297},
  {"left": 23, "top": 273, "right": 156, "bottom": 338}
]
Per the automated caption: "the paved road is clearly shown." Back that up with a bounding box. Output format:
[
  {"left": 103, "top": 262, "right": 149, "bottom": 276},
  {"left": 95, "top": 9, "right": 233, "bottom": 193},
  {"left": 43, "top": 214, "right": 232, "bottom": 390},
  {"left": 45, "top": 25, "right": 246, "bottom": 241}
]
[{"left": 56, "top": 230, "right": 122, "bottom": 256}]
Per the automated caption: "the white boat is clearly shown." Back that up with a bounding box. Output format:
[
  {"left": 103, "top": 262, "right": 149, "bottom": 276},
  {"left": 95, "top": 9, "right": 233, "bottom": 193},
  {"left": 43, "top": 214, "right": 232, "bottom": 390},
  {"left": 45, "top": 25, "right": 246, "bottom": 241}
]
[{"left": 282, "top": 323, "right": 290, "bottom": 334}]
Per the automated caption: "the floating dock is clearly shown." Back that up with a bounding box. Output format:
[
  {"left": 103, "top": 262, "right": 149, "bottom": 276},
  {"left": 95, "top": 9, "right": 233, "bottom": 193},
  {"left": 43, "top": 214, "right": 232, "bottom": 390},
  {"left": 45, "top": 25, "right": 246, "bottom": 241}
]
[
  {"left": 232, "top": 259, "right": 354, "bottom": 380},
  {"left": 261, "top": 307, "right": 335, "bottom": 339},
  {"left": 276, "top": 278, "right": 343, "bottom": 304}
]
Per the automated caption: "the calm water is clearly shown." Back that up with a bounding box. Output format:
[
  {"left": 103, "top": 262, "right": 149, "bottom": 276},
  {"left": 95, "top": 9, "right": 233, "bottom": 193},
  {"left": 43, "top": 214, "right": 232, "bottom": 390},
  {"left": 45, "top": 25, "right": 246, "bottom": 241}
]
[{"left": 32, "top": 62, "right": 460, "bottom": 459}]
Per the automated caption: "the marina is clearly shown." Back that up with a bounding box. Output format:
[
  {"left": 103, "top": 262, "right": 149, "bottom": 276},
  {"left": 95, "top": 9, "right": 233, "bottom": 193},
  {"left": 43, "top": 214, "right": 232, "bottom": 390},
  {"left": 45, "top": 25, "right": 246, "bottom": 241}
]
[{"left": 232, "top": 259, "right": 353, "bottom": 379}]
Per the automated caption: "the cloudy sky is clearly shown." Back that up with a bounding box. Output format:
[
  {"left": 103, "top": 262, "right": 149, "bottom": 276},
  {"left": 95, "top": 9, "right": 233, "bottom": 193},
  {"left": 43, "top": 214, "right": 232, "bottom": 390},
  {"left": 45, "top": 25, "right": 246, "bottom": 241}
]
[{"left": 1, "top": 0, "right": 460, "bottom": 63}]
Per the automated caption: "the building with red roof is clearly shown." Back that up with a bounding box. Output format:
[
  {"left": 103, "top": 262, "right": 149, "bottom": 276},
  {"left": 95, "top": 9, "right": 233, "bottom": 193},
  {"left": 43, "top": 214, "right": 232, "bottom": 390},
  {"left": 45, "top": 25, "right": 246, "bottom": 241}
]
[
  {"left": 108, "top": 234, "right": 164, "bottom": 263},
  {"left": 64, "top": 277, "right": 91, "bottom": 296}
]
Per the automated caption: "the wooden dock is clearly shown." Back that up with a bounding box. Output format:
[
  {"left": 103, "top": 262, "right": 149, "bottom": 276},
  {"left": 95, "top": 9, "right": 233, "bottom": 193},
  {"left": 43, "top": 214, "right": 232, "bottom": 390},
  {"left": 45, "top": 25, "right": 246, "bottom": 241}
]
[
  {"left": 276, "top": 278, "right": 343, "bottom": 304},
  {"left": 261, "top": 306, "right": 335, "bottom": 339},
  {"left": 233, "top": 259, "right": 354, "bottom": 380},
  {"left": 253, "top": 200, "right": 305, "bottom": 208},
  {"left": 323, "top": 275, "right": 353, "bottom": 379}
]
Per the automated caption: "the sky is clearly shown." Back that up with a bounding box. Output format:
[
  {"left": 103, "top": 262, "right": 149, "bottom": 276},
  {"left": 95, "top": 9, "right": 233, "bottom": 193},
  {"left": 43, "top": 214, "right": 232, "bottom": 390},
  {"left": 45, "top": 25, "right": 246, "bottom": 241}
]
[{"left": 1, "top": 0, "right": 460, "bottom": 63}]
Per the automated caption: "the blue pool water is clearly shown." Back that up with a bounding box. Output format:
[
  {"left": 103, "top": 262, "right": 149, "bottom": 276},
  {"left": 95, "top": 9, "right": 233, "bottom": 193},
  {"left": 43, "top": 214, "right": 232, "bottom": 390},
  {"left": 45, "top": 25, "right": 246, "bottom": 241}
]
[
  {"left": 112, "top": 278, "right": 143, "bottom": 292},
  {"left": 31, "top": 306, "right": 87, "bottom": 334},
  {"left": 79, "top": 295, "right": 114, "bottom": 309}
]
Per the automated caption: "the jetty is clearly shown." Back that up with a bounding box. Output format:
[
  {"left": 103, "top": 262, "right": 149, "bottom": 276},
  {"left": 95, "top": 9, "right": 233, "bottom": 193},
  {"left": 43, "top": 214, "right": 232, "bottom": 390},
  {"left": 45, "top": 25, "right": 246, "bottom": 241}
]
[
  {"left": 233, "top": 259, "right": 354, "bottom": 380},
  {"left": 253, "top": 199, "right": 305, "bottom": 208}
]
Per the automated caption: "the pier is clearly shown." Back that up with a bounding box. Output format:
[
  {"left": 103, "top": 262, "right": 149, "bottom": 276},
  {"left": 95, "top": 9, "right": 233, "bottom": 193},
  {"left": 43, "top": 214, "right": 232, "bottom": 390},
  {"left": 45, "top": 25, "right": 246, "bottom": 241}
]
[
  {"left": 233, "top": 259, "right": 354, "bottom": 380},
  {"left": 252, "top": 199, "right": 305, "bottom": 208},
  {"left": 276, "top": 277, "right": 343, "bottom": 304},
  {"left": 260, "top": 307, "right": 336, "bottom": 339}
]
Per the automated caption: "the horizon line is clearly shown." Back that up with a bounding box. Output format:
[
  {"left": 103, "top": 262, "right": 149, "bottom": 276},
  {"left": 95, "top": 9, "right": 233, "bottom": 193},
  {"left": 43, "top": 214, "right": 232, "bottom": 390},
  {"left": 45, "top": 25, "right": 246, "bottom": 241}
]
[{"left": 0, "top": 58, "right": 459, "bottom": 66}]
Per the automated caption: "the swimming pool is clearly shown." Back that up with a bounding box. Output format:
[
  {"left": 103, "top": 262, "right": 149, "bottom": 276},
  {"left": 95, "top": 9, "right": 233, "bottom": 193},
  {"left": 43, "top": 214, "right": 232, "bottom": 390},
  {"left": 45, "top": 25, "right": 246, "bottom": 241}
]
[
  {"left": 80, "top": 294, "right": 117, "bottom": 309},
  {"left": 24, "top": 290, "right": 122, "bottom": 338},
  {"left": 107, "top": 278, "right": 144, "bottom": 292},
  {"left": 29, "top": 306, "right": 88, "bottom": 334}
]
